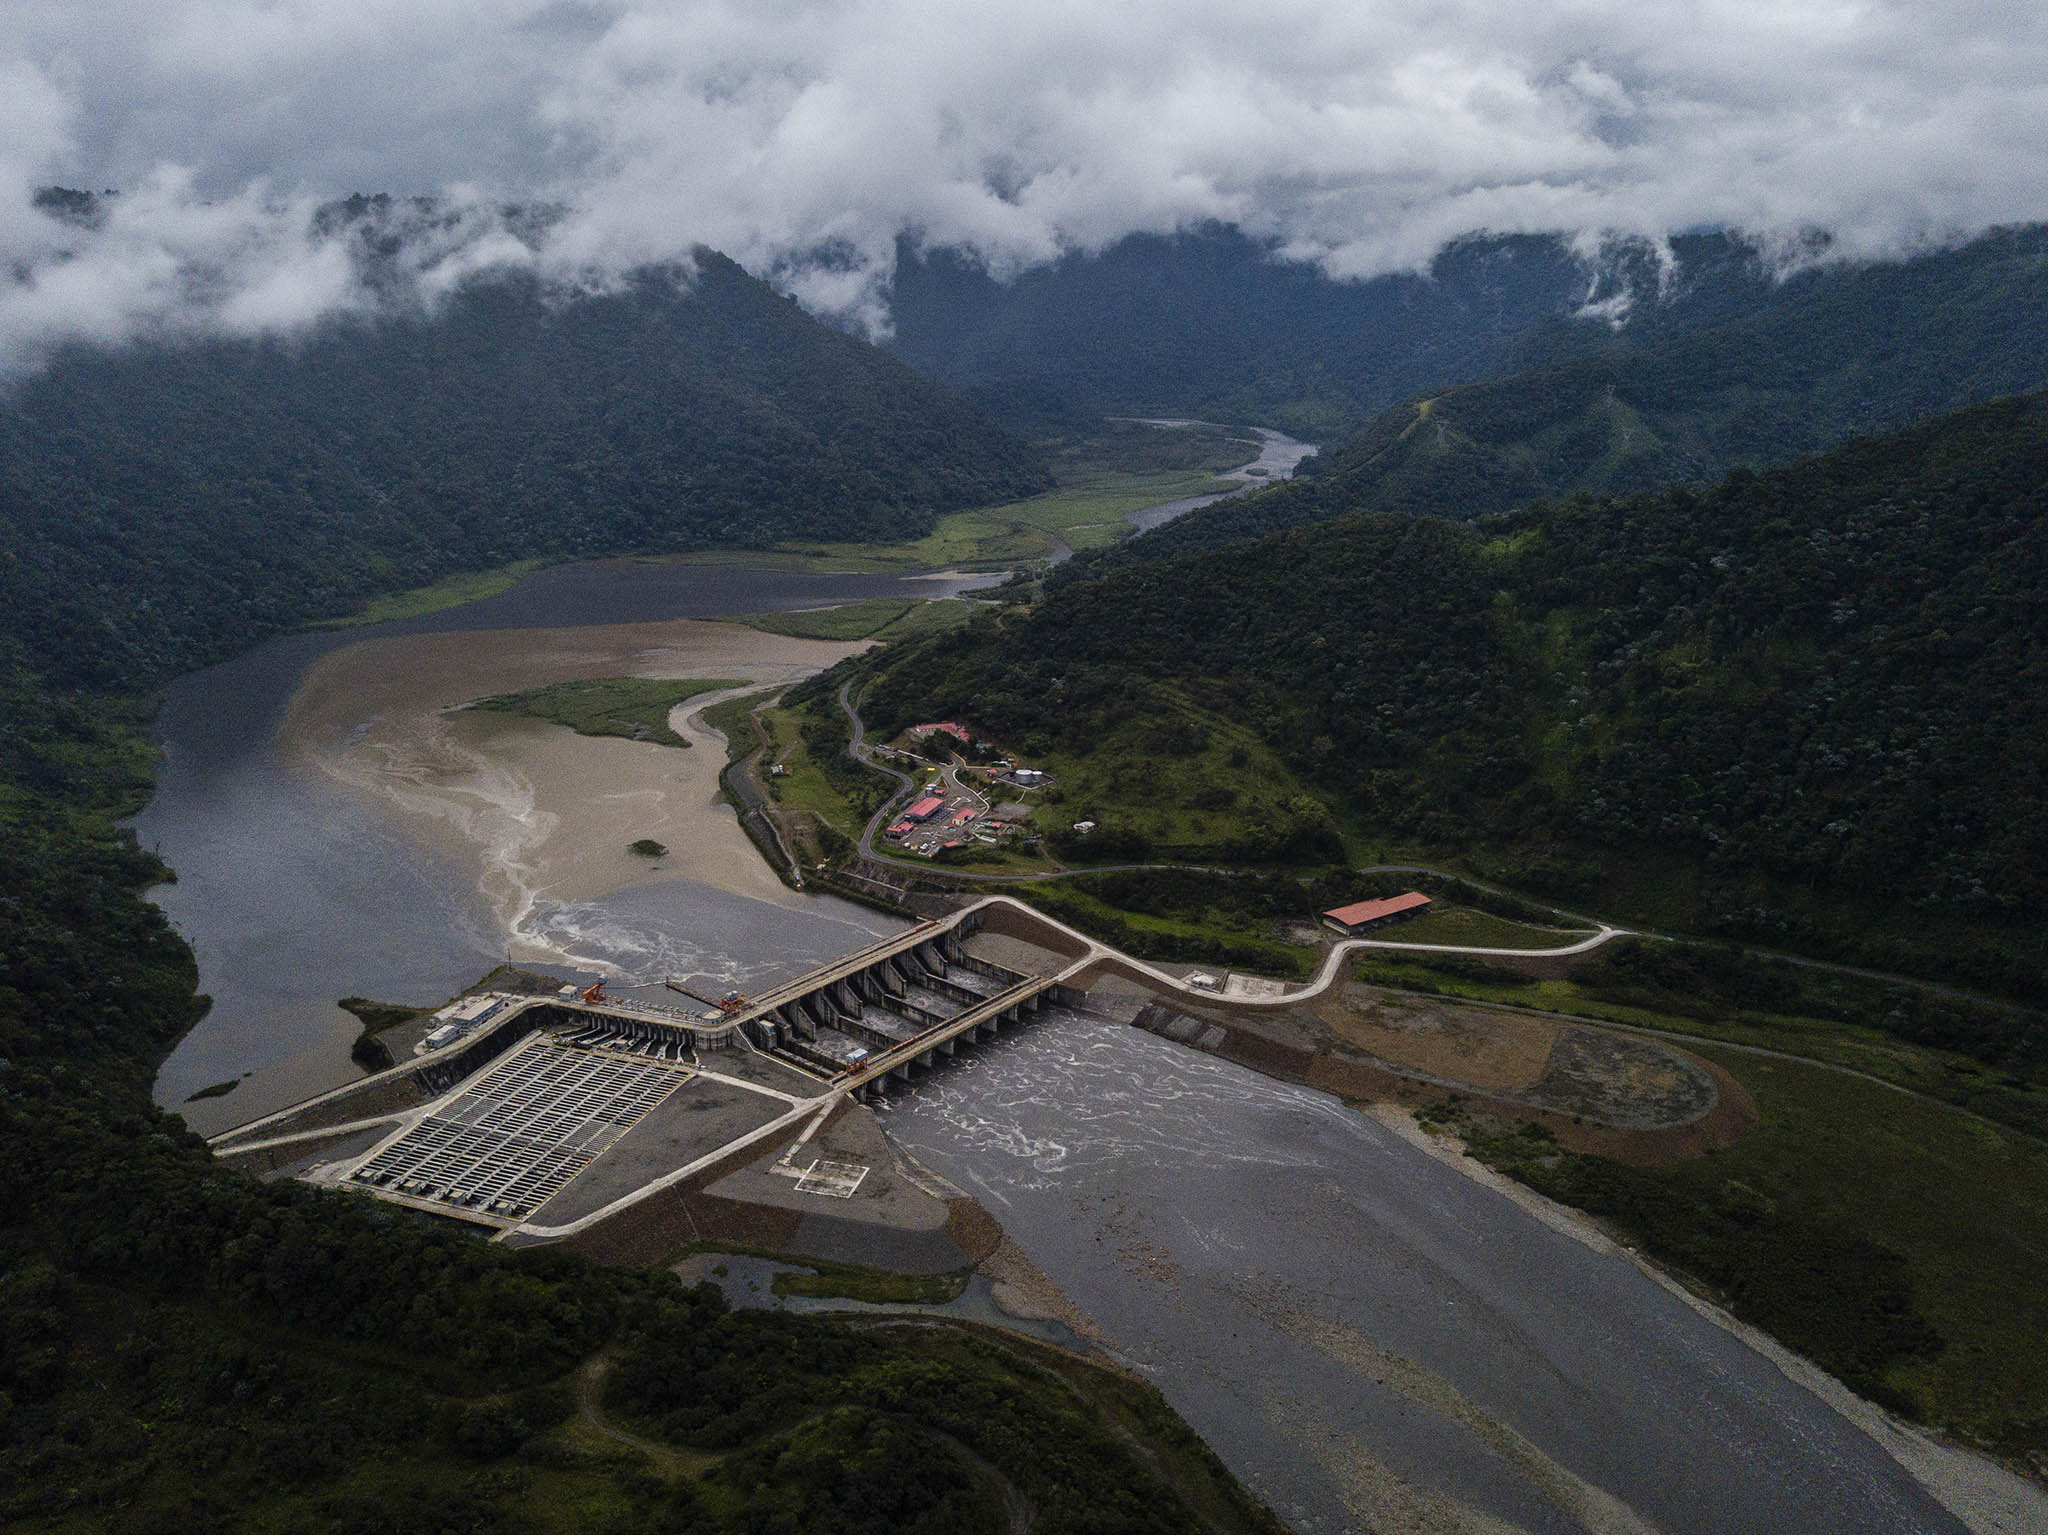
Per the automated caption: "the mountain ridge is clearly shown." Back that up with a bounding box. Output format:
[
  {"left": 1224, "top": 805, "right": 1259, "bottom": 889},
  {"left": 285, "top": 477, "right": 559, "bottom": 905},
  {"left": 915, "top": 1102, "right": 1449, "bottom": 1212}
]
[
  {"left": 1073, "top": 225, "right": 2048, "bottom": 571},
  {"left": 0, "top": 247, "right": 1047, "bottom": 690},
  {"left": 862, "top": 391, "right": 2048, "bottom": 1002}
]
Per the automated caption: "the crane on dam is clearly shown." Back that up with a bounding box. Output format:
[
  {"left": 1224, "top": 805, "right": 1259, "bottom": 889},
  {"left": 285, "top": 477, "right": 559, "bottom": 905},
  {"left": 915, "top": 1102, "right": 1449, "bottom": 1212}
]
[{"left": 664, "top": 977, "right": 751, "bottom": 1014}]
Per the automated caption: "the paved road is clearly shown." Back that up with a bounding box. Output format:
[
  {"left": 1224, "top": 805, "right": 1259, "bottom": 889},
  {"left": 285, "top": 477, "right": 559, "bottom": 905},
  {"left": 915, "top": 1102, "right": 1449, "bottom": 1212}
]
[
  {"left": 841, "top": 679, "right": 920, "bottom": 861},
  {"left": 835, "top": 684, "right": 2038, "bottom": 1015}
]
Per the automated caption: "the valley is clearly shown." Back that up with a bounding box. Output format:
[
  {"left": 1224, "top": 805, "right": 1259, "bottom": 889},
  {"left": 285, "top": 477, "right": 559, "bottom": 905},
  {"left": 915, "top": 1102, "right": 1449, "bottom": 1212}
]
[
  {"left": 135, "top": 427, "right": 2046, "bottom": 1533},
  {"left": 4, "top": 173, "right": 2046, "bottom": 1532}
]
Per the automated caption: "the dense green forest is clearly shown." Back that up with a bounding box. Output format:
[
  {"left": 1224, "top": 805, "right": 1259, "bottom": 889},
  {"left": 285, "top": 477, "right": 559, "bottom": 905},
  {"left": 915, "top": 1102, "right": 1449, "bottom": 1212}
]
[
  {"left": 0, "top": 216, "right": 1046, "bottom": 692},
  {"left": 1089, "top": 226, "right": 2048, "bottom": 568},
  {"left": 864, "top": 393, "right": 2048, "bottom": 1010}
]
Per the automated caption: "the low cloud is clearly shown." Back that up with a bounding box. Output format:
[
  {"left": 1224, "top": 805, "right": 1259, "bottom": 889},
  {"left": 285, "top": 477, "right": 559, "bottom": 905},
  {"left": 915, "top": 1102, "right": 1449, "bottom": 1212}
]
[{"left": 6, "top": 0, "right": 2048, "bottom": 363}]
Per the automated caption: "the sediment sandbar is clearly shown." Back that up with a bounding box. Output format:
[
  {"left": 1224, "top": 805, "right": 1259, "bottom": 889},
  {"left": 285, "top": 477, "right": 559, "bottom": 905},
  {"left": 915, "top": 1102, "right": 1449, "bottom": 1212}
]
[{"left": 278, "top": 618, "right": 864, "bottom": 964}]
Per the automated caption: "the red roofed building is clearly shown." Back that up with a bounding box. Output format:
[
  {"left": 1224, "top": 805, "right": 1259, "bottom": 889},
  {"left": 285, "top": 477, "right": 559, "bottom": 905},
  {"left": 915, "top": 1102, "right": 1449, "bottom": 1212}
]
[
  {"left": 904, "top": 795, "right": 947, "bottom": 822},
  {"left": 915, "top": 722, "right": 973, "bottom": 744},
  {"left": 1322, "top": 892, "right": 1432, "bottom": 935}
]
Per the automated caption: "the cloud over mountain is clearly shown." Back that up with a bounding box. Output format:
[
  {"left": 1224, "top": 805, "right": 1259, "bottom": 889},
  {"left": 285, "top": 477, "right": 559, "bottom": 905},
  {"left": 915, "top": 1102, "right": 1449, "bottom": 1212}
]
[{"left": 7, "top": 0, "right": 2048, "bottom": 361}]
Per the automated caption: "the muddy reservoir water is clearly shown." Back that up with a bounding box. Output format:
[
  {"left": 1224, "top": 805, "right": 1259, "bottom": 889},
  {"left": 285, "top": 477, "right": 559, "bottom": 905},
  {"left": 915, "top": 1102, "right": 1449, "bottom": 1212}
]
[
  {"left": 139, "top": 559, "right": 987, "bottom": 1121},
  {"left": 140, "top": 551, "right": 1966, "bottom": 1535}
]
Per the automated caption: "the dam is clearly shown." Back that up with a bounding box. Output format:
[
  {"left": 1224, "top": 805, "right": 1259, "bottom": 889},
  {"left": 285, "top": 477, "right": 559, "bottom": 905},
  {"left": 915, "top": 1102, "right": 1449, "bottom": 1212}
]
[{"left": 206, "top": 898, "right": 1091, "bottom": 1239}]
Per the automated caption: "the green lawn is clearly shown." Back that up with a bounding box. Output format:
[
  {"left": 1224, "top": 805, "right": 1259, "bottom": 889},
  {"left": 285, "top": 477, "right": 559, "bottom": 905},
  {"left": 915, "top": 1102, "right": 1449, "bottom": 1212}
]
[
  {"left": 1384, "top": 905, "right": 1596, "bottom": 949},
  {"left": 312, "top": 558, "right": 549, "bottom": 628},
  {"left": 735, "top": 597, "right": 981, "bottom": 642},
  {"left": 466, "top": 676, "right": 744, "bottom": 749}
]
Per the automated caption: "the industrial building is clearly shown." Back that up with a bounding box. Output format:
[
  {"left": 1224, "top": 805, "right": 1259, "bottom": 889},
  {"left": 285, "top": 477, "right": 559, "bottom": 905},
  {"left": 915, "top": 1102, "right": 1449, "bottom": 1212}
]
[{"left": 1322, "top": 891, "right": 1432, "bottom": 935}]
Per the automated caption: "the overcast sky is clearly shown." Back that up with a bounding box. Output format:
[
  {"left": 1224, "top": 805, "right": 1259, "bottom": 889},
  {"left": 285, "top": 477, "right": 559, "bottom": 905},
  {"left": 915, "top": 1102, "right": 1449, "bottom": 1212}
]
[{"left": 5, "top": 0, "right": 2047, "bottom": 361}]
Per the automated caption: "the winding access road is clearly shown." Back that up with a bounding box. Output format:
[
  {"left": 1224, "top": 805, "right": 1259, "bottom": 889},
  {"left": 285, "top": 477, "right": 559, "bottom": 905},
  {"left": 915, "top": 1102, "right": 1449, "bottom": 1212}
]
[
  {"left": 839, "top": 680, "right": 1618, "bottom": 956},
  {"left": 834, "top": 682, "right": 2047, "bottom": 1015}
]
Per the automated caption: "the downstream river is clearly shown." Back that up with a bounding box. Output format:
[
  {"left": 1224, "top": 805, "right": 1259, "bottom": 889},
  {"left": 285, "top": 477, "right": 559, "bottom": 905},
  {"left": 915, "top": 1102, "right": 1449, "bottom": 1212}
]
[
  {"left": 137, "top": 485, "right": 1967, "bottom": 1533},
  {"left": 881, "top": 1013, "right": 1963, "bottom": 1535}
]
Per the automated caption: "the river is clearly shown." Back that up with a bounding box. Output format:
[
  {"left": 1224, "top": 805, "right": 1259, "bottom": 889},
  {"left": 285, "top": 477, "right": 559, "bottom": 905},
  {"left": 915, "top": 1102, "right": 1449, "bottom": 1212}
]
[
  {"left": 1123, "top": 424, "right": 1319, "bottom": 533},
  {"left": 879, "top": 1011, "right": 1964, "bottom": 1535}
]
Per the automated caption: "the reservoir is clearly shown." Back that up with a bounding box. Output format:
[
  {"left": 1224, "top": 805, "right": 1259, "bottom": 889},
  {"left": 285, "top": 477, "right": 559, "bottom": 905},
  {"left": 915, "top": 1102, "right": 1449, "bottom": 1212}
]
[{"left": 139, "top": 557, "right": 983, "bottom": 1124}]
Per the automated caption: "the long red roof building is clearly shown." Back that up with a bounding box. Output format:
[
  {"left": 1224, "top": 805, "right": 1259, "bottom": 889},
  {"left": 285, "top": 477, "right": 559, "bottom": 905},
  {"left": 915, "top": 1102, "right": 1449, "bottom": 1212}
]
[{"left": 1321, "top": 892, "right": 1432, "bottom": 933}]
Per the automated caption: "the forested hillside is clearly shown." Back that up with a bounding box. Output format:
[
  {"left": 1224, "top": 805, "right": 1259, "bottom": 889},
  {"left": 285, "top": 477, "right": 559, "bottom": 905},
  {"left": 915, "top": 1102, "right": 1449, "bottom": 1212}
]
[
  {"left": 0, "top": 240, "right": 1046, "bottom": 690},
  {"left": 1096, "top": 226, "right": 2048, "bottom": 567},
  {"left": 887, "top": 226, "right": 1763, "bottom": 437},
  {"left": 866, "top": 393, "right": 2048, "bottom": 1002}
]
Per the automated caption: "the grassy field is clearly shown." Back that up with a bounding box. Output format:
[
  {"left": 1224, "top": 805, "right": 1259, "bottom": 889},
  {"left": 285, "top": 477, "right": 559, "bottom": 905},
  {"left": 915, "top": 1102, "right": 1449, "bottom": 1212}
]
[
  {"left": 766, "top": 469, "right": 1234, "bottom": 573},
  {"left": 312, "top": 558, "right": 549, "bottom": 628},
  {"left": 663, "top": 421, "right": 1263, "bottom": 579},
  {"left": 735, "top": 597, "right": 981, "bottom": 642},
  {"left": 758, "top": 703, "right": 864, "bottom": 838},
  {"left": 1019, "top": 880, "right": 1319, "bottom": 978},
  {"left": 1027, "top": 687, "right": 1335, "bottom": 862},
  {"left": 468, "top": 676, "right": 744, "bottom": 749},
  {"left": 1353, "top": 951, "right": 2048, "bottom": 1139},
  {"left": 1447, "top": 1042, "right": 2048, "bottom": 1459},
  {"left": 1383, "top": 905, "right": 1596, "bottom": 949},
  {"left": 749, "top": 697, "right": 904, "bottom": 869}
]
